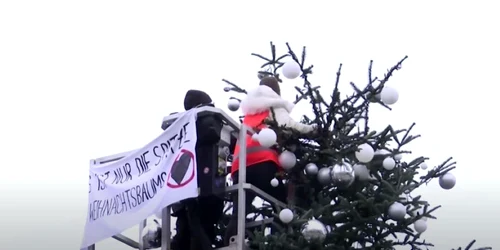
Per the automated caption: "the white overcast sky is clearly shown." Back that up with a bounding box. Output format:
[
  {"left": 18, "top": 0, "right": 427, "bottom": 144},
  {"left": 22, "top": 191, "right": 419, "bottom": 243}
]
[{"left": 0, "top": 1, "right": 498, "bottom": 250}]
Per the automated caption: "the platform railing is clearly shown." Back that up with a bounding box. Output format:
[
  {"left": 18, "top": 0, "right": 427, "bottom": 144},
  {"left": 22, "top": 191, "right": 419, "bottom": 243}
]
[{"left": 85, "top": 109, "right": 287, "bottom": 250}]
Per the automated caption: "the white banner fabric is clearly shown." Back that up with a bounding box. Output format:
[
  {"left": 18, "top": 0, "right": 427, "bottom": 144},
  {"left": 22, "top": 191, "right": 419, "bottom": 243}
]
[{"left": 81, "top": 110, "right": 198, "bottom": 248}]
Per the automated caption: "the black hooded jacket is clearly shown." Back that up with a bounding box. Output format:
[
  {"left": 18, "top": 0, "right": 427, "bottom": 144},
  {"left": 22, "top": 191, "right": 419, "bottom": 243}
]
[
  {"left": 183, "top": 89, "right": 222, "bottom": 148},
  {"left": 170, "top": 90, "right": 231, "bottom": 250}
]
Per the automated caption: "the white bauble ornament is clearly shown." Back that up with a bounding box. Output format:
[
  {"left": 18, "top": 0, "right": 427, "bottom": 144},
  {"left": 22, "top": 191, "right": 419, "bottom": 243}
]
[
  {"left": 279, "top": 208, "right": 294, "bottom": 224},
  {"left": 413, "top": 219, "right": 427, "bottom": 233},
  {"left": 282, "top": 61, "right": 301, "bottom": 79},
  {"left": 330, "top": 162, "right": 355, "bottom": 188},
  {"left": 375, "top": 149, "right": 391, "bottom": 156},
  {"left": 356, "top": 143, "right": 374, "bottom": 163},
  {"left": 317, "top": 167, "right": 332, "bottom": 185},
  {"left": 353, "top": 164, "right": 370, "bottom": 181},
  {"left": 257, "top": 128, "right": 277, "bottom": 147},
  {"left": 227, "top": 99, "right": 240, "bottom": 111},
  {"left": 279, "top": 151, "right": 297, "bottom": 170},
  {"left": 251, "top": 133, "right": 259, "bottom": 141},
  {"left": 420, "top": 162, "right": 428, "bottom": 170},
  {"left": 394, "top": 153, "right": 403, "bottom": 161},
  {"left": 305, "top": 163, "right": 319, "bottom": 175},
  {"left": 388, "top": 202, "right": 406, "bottom": 220},
  {"left": 270, "top": 178, "right": 279, "bottom": 187},
  {"left": 300, "top": 219, "right": 327, "bottom": 243},
  {"left": 380, "top": 86, "right": 399, "bottom": 105},
  {"left": 439, "top": 172, "right": 456, "bottom": 190},
  {"left": 382, "top": 157, "right": 396, "bottom": 170}
]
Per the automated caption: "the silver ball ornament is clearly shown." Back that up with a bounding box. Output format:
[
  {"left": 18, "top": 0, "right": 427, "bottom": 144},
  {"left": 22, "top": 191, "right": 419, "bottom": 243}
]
[
  {"left": 300, "top": 219, "right": 327, "bottom": 243},
  {"left": 439, "top": 173, "right": 456, "bottom": 190},
  {"left": 279, "top": 208, "right": 294, "bottom": 224},
  {"left": 270, "top": 178, "right": 279, "bottom": 187},
  {"left": 317, "top": 167, "right": 332, "bottom": 185},
  {"left": 305, "top": 163, "right": 319, "bottom": 175},
  {"left": 279, "top": 150, "right": 297, "bottom": 170},
  {"left": 330, "top": 162, "right": 355, "bottom": 188},
  {"left": 414, "top": 219, "right": 427, "bottom": 233},
  {"left": 282, "top": 61, "right": 301, "bottom": 79},
  {"left": 227, "top": 99, "right": 240, "bottom": 111},
  {"left": 388, "top": 202, "right": 406, "bottom": 220}
]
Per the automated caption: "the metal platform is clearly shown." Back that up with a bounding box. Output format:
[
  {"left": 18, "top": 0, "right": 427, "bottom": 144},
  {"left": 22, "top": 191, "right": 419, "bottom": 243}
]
[
  {"left": 161, "top": 106, "right": 240, "bottom": 148},
  {"left": 84, "top": 108, "right": 285, "bottom": 250}
]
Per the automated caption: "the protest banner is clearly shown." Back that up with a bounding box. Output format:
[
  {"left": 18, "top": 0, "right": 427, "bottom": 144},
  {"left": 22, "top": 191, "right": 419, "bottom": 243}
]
[{"left": 81, "top": 110, "right": 198, "bottom": 248}]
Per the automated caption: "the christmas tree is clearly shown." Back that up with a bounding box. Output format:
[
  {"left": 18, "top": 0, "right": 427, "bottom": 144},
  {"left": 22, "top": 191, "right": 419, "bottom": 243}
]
[{"left": 220, "top": 42, "right": 490, "bottom": 250}]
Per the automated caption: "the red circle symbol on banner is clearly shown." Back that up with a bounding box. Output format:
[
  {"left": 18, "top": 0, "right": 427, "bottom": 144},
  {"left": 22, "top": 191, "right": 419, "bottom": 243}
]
[{"left": 166, "top": 149, "right": 196, "bottom": 188}]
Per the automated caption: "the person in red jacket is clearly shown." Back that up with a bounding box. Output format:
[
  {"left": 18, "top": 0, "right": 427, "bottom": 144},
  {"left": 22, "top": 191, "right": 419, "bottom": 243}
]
[{"left": 224, "top": 77, "right": 315, "bottom": 245}]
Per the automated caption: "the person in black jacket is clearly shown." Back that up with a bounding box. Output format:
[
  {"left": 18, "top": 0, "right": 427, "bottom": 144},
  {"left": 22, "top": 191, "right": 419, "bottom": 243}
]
[{"left": 170, "top": 90, "right": 227, "bottom": 250}]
